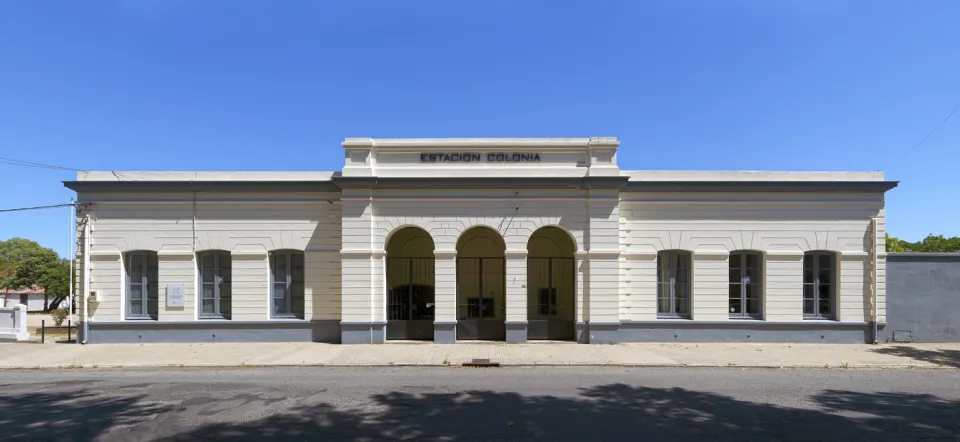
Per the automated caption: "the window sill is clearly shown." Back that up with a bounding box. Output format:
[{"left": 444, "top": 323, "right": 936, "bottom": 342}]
[
  {"left": 124, "top": 317, "right": 158, "bottom": 321},
  {"left": 656, "top": 316, "right": 692, "bottom": 321},
  {"left": 198, "top": 317, "right": 232, "bottom": 321}
]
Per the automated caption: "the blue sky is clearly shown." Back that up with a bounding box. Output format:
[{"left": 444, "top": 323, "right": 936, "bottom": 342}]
[{"left": 1, "top": 1, "right": 958, "bottom": 258}]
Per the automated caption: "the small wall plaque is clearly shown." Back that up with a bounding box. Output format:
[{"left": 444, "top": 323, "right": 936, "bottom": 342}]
[{"left": 166, "top": 284, "right": 185, "bottom": 308}]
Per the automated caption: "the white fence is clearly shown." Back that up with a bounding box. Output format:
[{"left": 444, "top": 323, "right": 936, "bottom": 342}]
[{"left": 0, "top": 305, "right": 30, "bottom": 341}]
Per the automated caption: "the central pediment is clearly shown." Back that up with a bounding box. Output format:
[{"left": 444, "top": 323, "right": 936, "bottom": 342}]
[{"left": 341, "top": 137, "right": 620, "bottom": 178}]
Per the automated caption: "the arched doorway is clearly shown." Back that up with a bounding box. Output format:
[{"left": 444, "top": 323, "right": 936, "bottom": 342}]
[
  {"left": 527, "top": 227, "right": 576, "bottom": 341},
  {"left": 456, "top": 226, "right": 506, "bottom": 341},
  {"left": 385, "top": 227, "right": 435, "bottom": 341}
]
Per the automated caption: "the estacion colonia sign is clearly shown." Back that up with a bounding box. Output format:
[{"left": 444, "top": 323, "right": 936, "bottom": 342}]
[{"left": 420, "top": 152, "right": 542, "bottom": 163}]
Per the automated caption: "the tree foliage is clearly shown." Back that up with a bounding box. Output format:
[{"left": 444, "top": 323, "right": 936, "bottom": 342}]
[
  {"left": 0, "top": 238, "right": 73, "bottom": 311},
  {"left": 886, "top": 234, "right": 960, "bottom": 253}
]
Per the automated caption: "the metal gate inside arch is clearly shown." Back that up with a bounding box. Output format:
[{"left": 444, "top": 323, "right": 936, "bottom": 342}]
[
  {"left": 386, "top": 257, "right": 435, "bottom": 340},
  {"left": 527, "top": 257, "right": 576, "bottom": 340}
]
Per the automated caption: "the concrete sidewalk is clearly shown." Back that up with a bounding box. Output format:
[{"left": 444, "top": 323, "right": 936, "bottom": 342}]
[{"left": 1, "top": 342, "right": 958, "bottom": 369}]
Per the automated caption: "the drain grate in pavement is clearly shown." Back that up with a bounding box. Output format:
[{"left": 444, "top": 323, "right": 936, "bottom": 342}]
[{"left": 462, "top": 358, "right": 500, "bottom": 368}]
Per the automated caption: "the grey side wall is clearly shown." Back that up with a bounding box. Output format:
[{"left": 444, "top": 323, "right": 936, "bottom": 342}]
[{"left": 885, "top": 254, "right": 960, "bottom": 342}]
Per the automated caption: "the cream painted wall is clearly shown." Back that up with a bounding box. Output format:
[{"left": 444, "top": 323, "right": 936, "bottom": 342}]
[
  {"left": 619, "top": 191, "right": 886, "bottom": 323},
  {"left": 78, "top": 191, "right": 341, "bottom": 323},
  {"left": 339, "top": 188, "right": 611, "bottom": 326},
  {"left": 75, "top": 185, "right": 887, "bottom": 330}
]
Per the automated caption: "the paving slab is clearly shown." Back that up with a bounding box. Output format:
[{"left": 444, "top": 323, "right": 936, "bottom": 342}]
[{"left": 0, "top": 341, "right": 957, "bottom": 369}]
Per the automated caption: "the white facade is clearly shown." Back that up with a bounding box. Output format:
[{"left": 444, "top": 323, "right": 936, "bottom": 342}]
[{"left": 66, "top": 138, "right": 896, "bottom": 344}]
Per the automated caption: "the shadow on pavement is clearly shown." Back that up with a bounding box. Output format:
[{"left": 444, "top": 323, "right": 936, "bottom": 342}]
[
  {"left": 871, "top": 345, "right": 960, "bottom": 368},
  {"left": 4, "top": 381, "right": 958, "bottom": 441}
]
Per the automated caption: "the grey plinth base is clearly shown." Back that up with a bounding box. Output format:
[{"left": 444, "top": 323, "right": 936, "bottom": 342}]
[
  {"left": 618, "top": 321, "right": 880, "bottom": 344},
  {"left": 82, "top": 320, "right": 341, "bottom": 344},
  {"left": 505, "top": 321, "right": 528, "bottom": 344},
  {"left": 576, "top": 322, "right": 590, "bottom": 344},
  {"left": 434, "top": 322, "right": 457, "bottom": 344},
  {"left": 340, "top": 321, "right": 386, "bottom": 344},
  {"left": 586, "top": 322, "right": 622, "bottom": 344}
]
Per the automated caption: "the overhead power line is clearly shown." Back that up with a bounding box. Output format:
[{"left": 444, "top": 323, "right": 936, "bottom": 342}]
[
  {"left": 0, "top": 203, "right": 76, "bottom": 213},
  {"left": 0, "top": 156, "right": 86, "bottom": 172},
  {"left": 901, "top": 101, "right": 960, "bottom": 158}
]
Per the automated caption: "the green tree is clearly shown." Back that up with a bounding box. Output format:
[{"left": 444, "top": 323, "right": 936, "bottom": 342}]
[
  {"left": 885, "top": 233, "right": 907, "bottom": 252},
  {"left": 0, "top": 238, "right": 72, "bottom": 311},
  {"left": 886, "top": 234, "right": 960, "bottom": 253}
]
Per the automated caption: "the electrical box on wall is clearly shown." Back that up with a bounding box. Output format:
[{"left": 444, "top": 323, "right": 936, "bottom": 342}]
[
  {"left": 166, "top": 284, "right": 185, "bottom": 308},
  {"left": 87, "top": 290, "right": 99, "bottom": 302}
]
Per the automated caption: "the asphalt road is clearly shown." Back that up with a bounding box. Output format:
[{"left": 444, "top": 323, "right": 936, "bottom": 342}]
[{"left": 1, "top": 367, "right": 958, "bottom": 442}]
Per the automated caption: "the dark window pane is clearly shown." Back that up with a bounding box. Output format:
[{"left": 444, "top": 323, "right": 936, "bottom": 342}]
[
  {"left": 746, "top": 296, "right": 761, "bottom": 316},
  {"left": 803, "top": 254, "right": 813, "bottom": 270},
  {"left": 676, "top": 296, "right": 690, "bottom": 315},
  {"left": 729, "top": 268, "right": 741, "bottom": 284},
  {"left": 292, "top": 264, "right": 305, "bottom": 284},
  {"left": 818, "top": 293, "right": 832, "bottom": 316},
  {"left": 803, "top": 284, "right": 815, "bottom": 314},
  {"left": 819, "top": 284, "right": 833, "bottom": 315},
  {"left": 729, "top": 289, "right": 742, "bottom": 314},
  {"left": 202, "top": 254, "right": 213, "bottom": 268},
  {"left": 819, "top": 267, "right": 832, "bottom": 285},
  {"left": 746, "top": 253, "right": 759, "bottom": 269},
  {"left": 745, "top": 265, "right": 760, "bottom": 285},
  {"left": 676, "top": 254, "right": 689, "bottom": 271},
  {"left": 729, "top": 255, "right": 742, "bottom": 270},
  {"left": 274, "top": 255, "right": 287, "bottom": 283},
  {"left": 745, "top": 284, "right": 761, "bottom": 315},
  {"left": 220, "top": 297, "right": 231, "bottom": 316},
  {"left": 657, "top": 283, "right": 671, "bottom": 313},
  {"left": 292, "top": 252, "right": 304, "bottom": 267},
  {"left": 818, "top": 254, "right": 831, "bottom": 269},
  {"left": 130, "top": 255, "right": 143, "bottom": 280}
]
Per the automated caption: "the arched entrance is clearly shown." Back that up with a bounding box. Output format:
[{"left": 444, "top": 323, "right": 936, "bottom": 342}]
[
  {"left": 456, "top": 227, "right": 506, "bottom": 341},
  {"left": 527, "top": 227, "right": 576, "bottom": 341},
  {"left": 385, "top": 227, "right": 435, "bottom": 341}
]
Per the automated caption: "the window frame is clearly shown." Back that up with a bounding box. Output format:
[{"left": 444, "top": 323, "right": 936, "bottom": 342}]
[
  {"left": 125, "top": 251, "right": 158, "bottom": 320},
  {"left": 728, "top": 251, "right": 763, "bottom": 319},
  {"left": 198, "top": 251, "right": 232, "bottom": 320},
  {"left": 657, "top": 250, "right": 692, "bottom": 319},
  {"left": 270, "top": 251, "right": 305, "bottom": 319},
  {"left": 803, "top": 251, "right": 836, "bottom": 320}
]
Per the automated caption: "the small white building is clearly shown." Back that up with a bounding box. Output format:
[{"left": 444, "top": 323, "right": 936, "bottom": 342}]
[
  {"left": 65, "top": 137, "right": 897, "bottom": 344},
  {"left": 1, "top": 286, "right": 59, "bottom": 312}
]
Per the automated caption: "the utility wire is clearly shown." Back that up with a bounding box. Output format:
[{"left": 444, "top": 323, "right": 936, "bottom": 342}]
[
  {"left": 901, "top": 101, "right": 960, "bottom": 158},
  {"left": 0, "top": 203, "right": 76, "bottom": 213},
  {"left": 0, "top": 156, "right": 86, "bottom": 172}
]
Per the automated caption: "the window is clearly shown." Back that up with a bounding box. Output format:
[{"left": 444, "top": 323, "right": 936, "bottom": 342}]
[
  {"left": 198, "top": 251, "right": 232, "bottom": 319},
  {"left": 803, "top": 251, "right": 835, "bottom": 319},
  {"left": 270, "top": 251, "right": 305, "bottom": 318},
  {"left": 657, "top": 250, "right": 691, "bottom": 318},
  {"left": 729, "top": 251, "right": 762, "bottom": 319},
  {"left": 126, "top": 251, "right": 158, "bottom": 320}
]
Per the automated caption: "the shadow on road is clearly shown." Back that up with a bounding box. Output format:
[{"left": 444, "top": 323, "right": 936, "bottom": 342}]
[
  {"left": 3, "top": 380, "right": 958, "bottom": 441},
  {"left": 871, "top": 345, "right": 960, "bottom": 368},
  {"left": 0, "top": 383, "right": 172, "bottom": 441}
]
